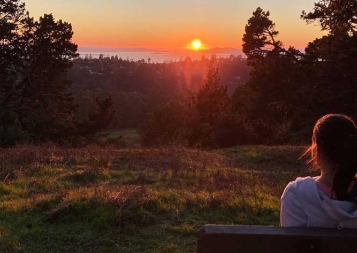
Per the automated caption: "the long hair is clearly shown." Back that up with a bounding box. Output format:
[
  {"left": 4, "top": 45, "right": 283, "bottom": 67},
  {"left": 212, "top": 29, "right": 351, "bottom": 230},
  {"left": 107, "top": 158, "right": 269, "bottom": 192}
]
[{"left": 306, "top": 114, "right": 357, "bottom": 200}]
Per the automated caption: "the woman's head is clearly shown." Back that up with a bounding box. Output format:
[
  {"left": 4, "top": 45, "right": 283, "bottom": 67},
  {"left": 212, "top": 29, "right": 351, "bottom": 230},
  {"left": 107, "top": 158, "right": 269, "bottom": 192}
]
[{"left": 308, "top": 114, "right": 357, "bottom": 200}]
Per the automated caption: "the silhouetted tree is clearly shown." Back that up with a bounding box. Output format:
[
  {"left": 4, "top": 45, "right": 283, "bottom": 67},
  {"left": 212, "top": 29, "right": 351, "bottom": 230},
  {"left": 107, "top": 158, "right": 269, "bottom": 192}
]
[
  {"left": 302, "top": 0, "right": 357, "bottom": 35},
  {"left": 190, "top": 56, "right": 231, "bottom": 146},
  {"left": 79, "top": 96, "right": 116, "bottom": 141},
  {"left": 0, "top": 0, "right": 29, "bottom": 145},
  {"left": 234, "top": 8, "right": 307, "bottom": 143},
  {"left": 301, "top": 0, "right": 357, "bottom": 120},
  {"left": 242, "top": 7, "right": 301, "bottom": 64},
  {"left": 0, "top": 1, "right": 78, "bottom": 144},
  {"left": 140, "top": 94, "right": 193, "bottom": 146},
  {"left": 0, "top": 0, "right": 28, "bottom": 107},
  {"left": 195, "top": 57, "right": 231, "bottom": 125}
]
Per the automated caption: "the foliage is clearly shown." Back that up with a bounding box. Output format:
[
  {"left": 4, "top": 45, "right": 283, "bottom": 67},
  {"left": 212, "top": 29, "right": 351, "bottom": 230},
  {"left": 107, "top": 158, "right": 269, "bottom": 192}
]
[
  {"left": 0, "top": 110, "right": 26, "bottom": 147},
  {"left": 242, "top": 7, "right": 281, "bottom": 60},
  {"left": 303, "top": 34, "right": 357, "bottom": 116},
  {"left": 0, "top": 1, "right": 78, "bottom": 145},
  {"left": 69, "top": 54, "right": 249, "bottom": 133},
  {"left": 195, "top": 57, "right": 231, "bottom": 125},
  {"left": 140, "top": 56, "right": 234, "bottom": 147},
  {"left": 78, "top": 96, "right": 116, "bottom": 141},
  {"left": 4, "top": 1, "right": 357, "bottom": 147},
  {"left": 233, "top": 7, "right": 306, "bottom": 144},
  {"left": 230, "top": 4, "right": 357, "bottom": 144},
  {"left": 242, "top": 7, "right": 300, "bottom": 65},
  {"left": 300, "top": 1, "right": 357, "bottom": 122},
  {"left": 301, "top": 0, "right": 357, "bottom": 35},
  {"left": 140, "top": 93, "right": 193, "bottom": 146},
  {"left": 189, "top": 57, "right": 232, "bottom": 147},
  {"left": 0, "top": 0, "right": 27, "bottom": 82}
]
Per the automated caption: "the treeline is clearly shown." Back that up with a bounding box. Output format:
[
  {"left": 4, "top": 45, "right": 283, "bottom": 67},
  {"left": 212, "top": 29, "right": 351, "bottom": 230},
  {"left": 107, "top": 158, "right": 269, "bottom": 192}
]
[
  {"left": 233, "top": 2, "right": 357, "bottom": 144},
  {"left": 0, "top": 0, "right": 250, "bottom": 146},
  {"left": 2, "top": 0, "right": 356, "bottom": 148},
  {"left": 140, "top": 56, "right": 239, "bottom": 147},
  {"left": 69, "top": 55, "right": 250, "bottom": 129},
  {"left": 0, "top": 0, "right": 115, "bottom": 146},
  {"left": 141, "top": 0, "right": 357, "bottom": 147}
]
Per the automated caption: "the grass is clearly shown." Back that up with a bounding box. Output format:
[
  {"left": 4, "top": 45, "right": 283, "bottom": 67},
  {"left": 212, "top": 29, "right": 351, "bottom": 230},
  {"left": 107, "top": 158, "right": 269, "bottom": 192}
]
[
  {"left": 100, "top": 129, "right": 141, "bottom": 147},
  {"left": 0, "top": 144, "right": 311, "bottom": 252}
]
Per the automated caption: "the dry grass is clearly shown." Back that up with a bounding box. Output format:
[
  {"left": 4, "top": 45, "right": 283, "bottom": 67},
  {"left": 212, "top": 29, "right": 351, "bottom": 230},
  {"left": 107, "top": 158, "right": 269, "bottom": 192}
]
[{"left": 0, "top": 143, "right": 309, "bottom": 252}]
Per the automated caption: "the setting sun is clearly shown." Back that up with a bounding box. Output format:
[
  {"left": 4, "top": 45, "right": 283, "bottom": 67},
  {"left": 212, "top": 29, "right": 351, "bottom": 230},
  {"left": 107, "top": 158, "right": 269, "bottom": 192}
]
[{"left": 192, "top": 39, "right": 202, "bottom": 50}]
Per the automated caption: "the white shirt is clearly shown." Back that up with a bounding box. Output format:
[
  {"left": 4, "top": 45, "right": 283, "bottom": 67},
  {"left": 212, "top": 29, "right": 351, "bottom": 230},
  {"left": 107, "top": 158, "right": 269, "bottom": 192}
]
[{"left": 280, "top": 176, "right": 357, "bottom": 228}]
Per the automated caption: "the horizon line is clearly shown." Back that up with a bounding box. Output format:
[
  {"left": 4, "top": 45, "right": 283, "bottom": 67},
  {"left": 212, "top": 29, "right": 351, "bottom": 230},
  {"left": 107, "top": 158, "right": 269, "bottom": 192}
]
[{"left": 77, "top": 46, "right": 244, "bottom": 53}]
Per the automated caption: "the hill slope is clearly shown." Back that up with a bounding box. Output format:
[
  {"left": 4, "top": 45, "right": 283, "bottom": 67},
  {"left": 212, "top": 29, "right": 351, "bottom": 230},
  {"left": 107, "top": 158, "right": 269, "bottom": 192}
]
[{"left": 0, "top": 145, "right": 309, "bottom": 252}]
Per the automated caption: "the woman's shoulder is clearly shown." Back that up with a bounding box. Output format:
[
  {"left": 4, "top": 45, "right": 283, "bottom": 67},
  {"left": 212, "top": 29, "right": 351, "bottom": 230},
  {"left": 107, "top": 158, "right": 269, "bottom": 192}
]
[
  {"left": 281, "top": 176, "right": 316, "bottom": 199},
  {"left": 284, "top": 176, "right": 316, "bottom": 189}
]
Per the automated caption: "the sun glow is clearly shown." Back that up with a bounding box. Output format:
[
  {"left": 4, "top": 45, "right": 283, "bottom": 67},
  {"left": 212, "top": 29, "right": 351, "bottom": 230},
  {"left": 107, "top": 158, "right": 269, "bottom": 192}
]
[{"left": 192, "top": 39, "right": 202, "bottom": 50}]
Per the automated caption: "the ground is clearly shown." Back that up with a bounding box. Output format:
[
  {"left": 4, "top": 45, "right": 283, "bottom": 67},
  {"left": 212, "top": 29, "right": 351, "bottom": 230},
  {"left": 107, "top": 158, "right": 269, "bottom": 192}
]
[{"left": 0, "top": 140, "right": 312, "bottom": 252}]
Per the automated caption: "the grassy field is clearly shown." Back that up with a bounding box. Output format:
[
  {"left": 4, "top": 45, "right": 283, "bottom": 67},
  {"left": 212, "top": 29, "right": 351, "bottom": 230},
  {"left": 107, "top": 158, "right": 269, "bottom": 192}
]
[
  {"left": 100, "top": 129, "right": 141, "bottom": 147},
  {"left": 0, "top": 143, "right": 311, "bottom": 252}
]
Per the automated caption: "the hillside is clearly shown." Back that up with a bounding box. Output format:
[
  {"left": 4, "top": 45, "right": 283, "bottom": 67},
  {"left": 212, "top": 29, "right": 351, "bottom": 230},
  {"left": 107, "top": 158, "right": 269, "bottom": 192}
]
[{"left": 0, "top": 144, "right": 310, "bottom": 252}]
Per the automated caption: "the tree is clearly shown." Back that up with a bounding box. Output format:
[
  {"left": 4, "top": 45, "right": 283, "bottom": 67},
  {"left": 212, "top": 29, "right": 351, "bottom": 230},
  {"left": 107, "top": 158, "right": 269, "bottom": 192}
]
[
  {"left": 0, "top": 1, "right": 78, "bottom": 144},
  {"left": 0, "top": 1, "right": 27, "bottom": 145},
  {"left": 78, "top": 96, "right": 116, "bottom": 141},
  {"left": 302, "top": 36, "right": 357, "bottom": 119},
  {"left": 302, "top": 0, "right": 357, "bottom": 35},
  {"left": 0, "top": 0, "right": 28, "bottom": 108},
  {"left": 190, "top": 56, "right": 231, "bottom": 147},
  {"left": 140, "top": 94, "right": 193, "bottom": 146},
  {"left": 195, "top": 57, "right": 231, "bottom": 126},
  {"left": 302, "top": 0, "right": 357, "bottom": 119},
  {"left": 235, "top": 8, "right": 308, "bottom": 144},
  {"left": 242, "top": 7, "right": 301, "bottom": 64}
]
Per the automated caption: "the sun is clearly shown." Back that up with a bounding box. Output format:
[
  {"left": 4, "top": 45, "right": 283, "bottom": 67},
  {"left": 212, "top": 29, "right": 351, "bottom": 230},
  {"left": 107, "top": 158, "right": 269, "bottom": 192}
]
[{"left": 192, "top": 39, "right": 202, "bottom": 50}]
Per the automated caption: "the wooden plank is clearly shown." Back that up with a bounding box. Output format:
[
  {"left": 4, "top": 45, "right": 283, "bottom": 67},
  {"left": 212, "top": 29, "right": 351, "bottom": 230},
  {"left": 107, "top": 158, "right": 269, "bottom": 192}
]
[{"left": 197, "top": 225, "right": 357, "bottom": 253}]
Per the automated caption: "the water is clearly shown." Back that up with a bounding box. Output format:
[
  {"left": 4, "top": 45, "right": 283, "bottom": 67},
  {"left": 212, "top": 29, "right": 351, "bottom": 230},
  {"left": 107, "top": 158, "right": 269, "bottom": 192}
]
[{"left": 78, "top": 48, "right": 243, "bottom": 63}]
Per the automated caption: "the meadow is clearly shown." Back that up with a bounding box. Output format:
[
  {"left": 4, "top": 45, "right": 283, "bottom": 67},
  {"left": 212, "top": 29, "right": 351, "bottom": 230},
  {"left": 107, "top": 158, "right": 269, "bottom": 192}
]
[{"left": 0, "top": 134, "right": 311, "bottom": 252}]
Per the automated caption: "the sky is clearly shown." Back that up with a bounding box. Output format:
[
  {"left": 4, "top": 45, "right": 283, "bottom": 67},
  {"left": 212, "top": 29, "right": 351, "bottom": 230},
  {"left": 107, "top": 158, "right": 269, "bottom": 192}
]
[{"left": 24, "top": 0, "right": 323, "bottom": 50}]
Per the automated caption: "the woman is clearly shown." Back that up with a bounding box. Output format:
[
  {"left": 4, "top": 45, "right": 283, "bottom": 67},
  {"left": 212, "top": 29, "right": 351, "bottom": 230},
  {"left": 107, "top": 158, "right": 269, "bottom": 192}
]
[{"left": 280, "top": 114, "right": 357, "bottom": 228}]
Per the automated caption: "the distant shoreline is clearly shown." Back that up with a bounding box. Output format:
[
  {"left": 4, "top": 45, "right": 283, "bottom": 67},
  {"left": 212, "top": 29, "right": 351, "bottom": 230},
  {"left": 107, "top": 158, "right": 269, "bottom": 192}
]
[{"left": 77, "top": 47, "right": 244, "bottom": 63}]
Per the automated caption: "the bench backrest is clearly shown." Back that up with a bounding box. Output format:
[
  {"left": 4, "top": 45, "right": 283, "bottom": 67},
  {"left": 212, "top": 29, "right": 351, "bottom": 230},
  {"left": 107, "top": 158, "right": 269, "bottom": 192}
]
[{"left": 197, "top": 225, "right": 357, "bottom": 253}]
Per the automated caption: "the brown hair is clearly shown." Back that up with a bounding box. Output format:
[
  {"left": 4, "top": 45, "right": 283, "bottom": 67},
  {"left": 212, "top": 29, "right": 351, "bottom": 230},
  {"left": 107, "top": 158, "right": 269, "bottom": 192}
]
[{"left": 306, "top": 114, "right": 357, "bottom": 200}]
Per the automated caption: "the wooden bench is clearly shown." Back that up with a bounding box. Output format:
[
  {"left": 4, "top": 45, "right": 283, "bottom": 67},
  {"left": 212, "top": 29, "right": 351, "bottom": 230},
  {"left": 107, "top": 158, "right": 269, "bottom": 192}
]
[{"left": 197, "top": 225, "right": 357, "bottom": 253}]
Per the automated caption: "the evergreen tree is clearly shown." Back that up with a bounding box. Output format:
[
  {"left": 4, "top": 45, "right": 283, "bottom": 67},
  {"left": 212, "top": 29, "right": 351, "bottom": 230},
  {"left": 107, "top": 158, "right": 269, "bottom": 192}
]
[
  {"left": 301, "top": 0, "right": 357, "bottom": 120},
  {"left": 0, "top": 1, "right": 78, "bottom": 144},
  {"left": 140, "top": 94, "right": 193, "bottom": 146},
  {"left": 190, "top": 56, "right": 231, "bottom": 146},
  {"left": 302, "top": 0, "right": 357, "bottom": 35},
  {"left": 234, "top": 7, "right": 307, "bottom": 143},
  {"left": 79, "top": 96, "right": 116, "bottom": 141},
  {"left": 242, "top": 7, "right": 301, "bottom": 65},
  {"left": 195, "top": 57, "right": 231, "bottom": 126}
]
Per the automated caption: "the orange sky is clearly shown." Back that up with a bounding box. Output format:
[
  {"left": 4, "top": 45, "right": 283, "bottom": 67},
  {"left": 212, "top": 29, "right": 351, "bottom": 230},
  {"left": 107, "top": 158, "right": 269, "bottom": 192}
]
[{"left": 25, "top": 0, "right": 323, "bottom": 50}]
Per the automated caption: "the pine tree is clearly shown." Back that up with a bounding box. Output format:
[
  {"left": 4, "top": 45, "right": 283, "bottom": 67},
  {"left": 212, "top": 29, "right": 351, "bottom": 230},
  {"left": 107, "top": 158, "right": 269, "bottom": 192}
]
[
  {"left": 78, "top": 96, "right": 116, "bottom": 141},
  {"left": 302, "top": 0, "right": 357, "bottom": 35},
  {"left": 0, "top": 1, "right": 78, "bottom": 144},
  {"left": 191, "top": 56, "right": 231, "bottom": 146},
  {"left": 196, "top": 57, "right": 231, "bottom": 125}
]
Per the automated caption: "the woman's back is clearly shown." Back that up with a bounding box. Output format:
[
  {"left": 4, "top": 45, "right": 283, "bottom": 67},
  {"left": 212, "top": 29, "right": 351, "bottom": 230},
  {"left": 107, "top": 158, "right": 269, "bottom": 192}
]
[
  {"left": 281, "top": 177, "right": 357, "bottom": 228},
  {"left": 280, "top": 114, "right": 357, "bottom": 227}
]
